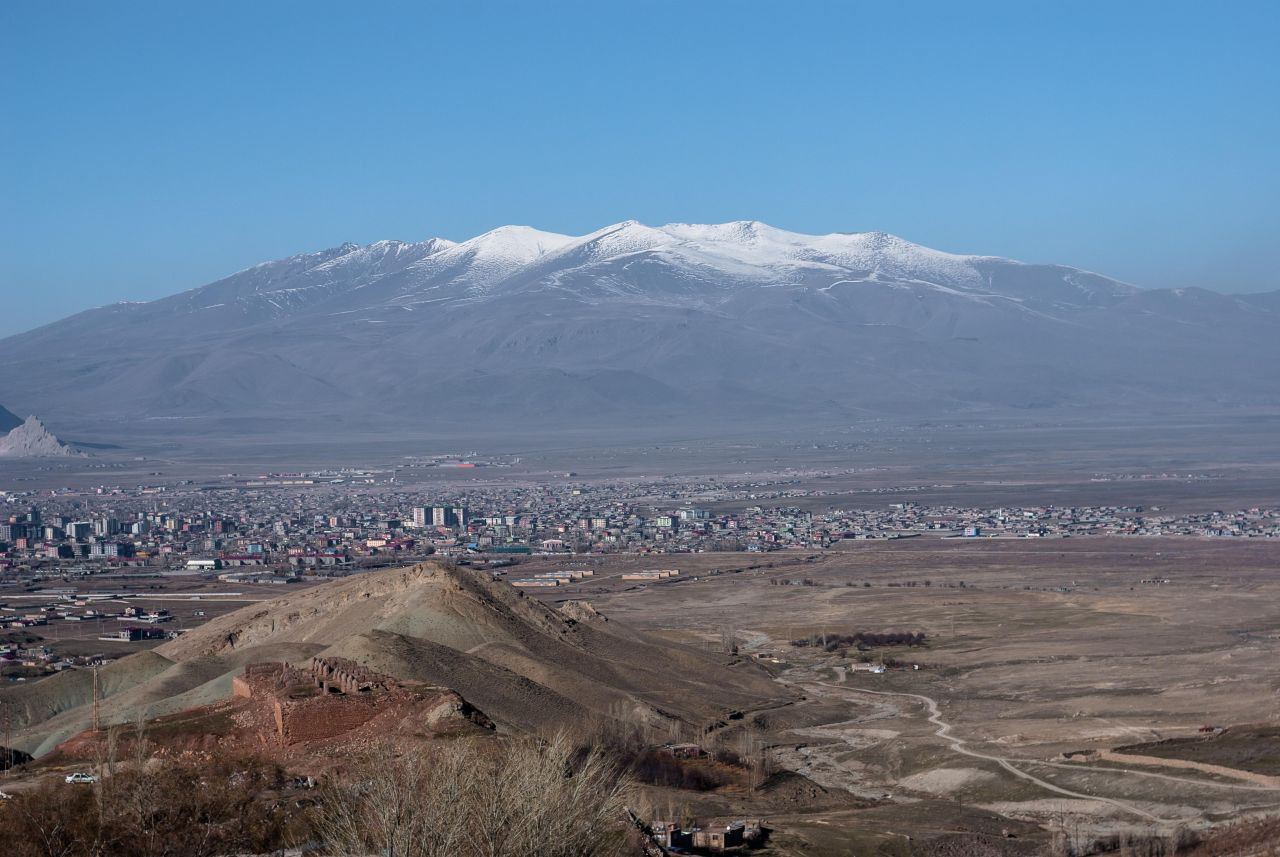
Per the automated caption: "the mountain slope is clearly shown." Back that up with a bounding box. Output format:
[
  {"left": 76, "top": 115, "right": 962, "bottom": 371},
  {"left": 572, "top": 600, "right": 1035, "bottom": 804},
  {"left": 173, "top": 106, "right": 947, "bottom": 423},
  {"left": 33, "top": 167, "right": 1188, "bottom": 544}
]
[
  {"left": 0, "top": 404, "right": 20, "bottom": 434},
  {"left": 0, "top": 643, "right": 329, "bottom": 756},
  {"left": 1, "top": 220, "right": 1276, "bottom": 440}
]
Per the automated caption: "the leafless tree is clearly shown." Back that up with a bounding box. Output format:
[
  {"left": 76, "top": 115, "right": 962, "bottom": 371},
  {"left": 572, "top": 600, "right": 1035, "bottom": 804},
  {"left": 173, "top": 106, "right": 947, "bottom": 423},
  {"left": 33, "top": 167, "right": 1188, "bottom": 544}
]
[
  {"left": 316, "top": 733, "right": 634, "bottom": 857},
  {"left": 718, "top": 625, "right": 739, "bottom": 655},
  {"left": 0, "top": 753, "right": 295, "bottom": 857}
]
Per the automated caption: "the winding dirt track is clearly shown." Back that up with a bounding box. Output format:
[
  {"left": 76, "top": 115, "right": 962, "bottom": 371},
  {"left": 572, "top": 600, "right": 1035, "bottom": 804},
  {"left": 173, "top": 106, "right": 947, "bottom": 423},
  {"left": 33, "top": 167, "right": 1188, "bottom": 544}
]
[
  {"left": 1085, "top": 750, "right": 1280, "bottom": 789},
  {"left": 804, "top": 672, "right": 1280, "bottom": 824}
]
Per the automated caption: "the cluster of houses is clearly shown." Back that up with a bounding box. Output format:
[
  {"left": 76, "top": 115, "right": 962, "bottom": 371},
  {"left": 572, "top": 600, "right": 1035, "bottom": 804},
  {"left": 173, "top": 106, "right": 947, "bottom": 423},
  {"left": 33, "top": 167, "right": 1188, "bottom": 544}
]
[
  {"left": 0, "top": 642, "right": 114, "bottom": 674},
  {"left": 1, "top": 596, "right": 173, "bottom": 631},
  {"left": 647, "top": 817, "right": 763, "bottom": 852}
]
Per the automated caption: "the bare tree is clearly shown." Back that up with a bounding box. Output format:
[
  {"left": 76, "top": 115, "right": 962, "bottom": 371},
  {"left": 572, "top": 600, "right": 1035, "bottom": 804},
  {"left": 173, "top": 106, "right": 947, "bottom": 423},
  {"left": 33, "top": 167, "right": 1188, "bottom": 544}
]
[
  {"left": 718, "top": 625, "right": 739, "bottom": 655},
  {"left": 0, "top": 753, "right": 295, "bottom": 857},
  {"left": 316, "top": 733, "right": 633, "bottom": 857}
]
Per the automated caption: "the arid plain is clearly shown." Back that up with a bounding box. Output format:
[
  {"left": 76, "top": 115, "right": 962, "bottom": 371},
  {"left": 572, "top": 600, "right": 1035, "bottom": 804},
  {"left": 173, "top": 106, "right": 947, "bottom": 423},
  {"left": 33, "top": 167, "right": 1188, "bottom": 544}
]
[{"left": 514, "top": 537, "right": 1280, "bottom": 853}]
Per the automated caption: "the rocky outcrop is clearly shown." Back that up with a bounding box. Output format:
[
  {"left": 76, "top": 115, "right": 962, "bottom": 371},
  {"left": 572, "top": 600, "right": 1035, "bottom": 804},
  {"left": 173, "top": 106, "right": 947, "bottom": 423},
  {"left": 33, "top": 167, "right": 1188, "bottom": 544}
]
[
  {"left": 560, "top": 600, "right": 608, "bottom": 623},
  {"left": 0, "top": 416, "right": 83, "bottom": 457},
  {"left": 417, "top": 691, "right": 494, "bottom": 732}
]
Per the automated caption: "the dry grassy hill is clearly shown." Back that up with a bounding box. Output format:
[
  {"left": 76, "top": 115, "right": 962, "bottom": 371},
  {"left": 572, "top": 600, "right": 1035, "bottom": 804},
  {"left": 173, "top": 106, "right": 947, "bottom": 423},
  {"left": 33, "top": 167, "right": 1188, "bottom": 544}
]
[{"left": 2, "top": 562, "right": 788, "bottom": 755}]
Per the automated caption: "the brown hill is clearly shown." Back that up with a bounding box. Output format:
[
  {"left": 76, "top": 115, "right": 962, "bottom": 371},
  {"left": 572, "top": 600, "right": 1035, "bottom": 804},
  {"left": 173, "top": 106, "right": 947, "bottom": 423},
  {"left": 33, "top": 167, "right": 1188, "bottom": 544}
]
[
  {"left": 0, "top": 643, "right": 326, "bottom": 757},
  {"left": 160, "top": 561, "right": 787, "bottom": 731},
  {"left": 5, "top": 562, "right": 788, "bottom": 756}
]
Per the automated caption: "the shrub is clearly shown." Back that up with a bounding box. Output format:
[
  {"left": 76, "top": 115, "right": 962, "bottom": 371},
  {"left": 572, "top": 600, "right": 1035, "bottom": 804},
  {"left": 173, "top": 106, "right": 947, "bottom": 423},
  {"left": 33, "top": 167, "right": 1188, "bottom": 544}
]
[
  {"left": 314, "top": 733, "right": 634, "bottom": 857},
  {"left": 0, "top": 754, "right": 299, "bottom": 857}
]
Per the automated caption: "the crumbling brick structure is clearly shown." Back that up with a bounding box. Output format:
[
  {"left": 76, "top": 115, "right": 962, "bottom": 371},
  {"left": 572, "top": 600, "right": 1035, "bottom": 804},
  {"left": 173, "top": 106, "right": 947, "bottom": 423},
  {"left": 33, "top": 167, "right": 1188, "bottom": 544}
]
[
  {"left": 232, "top": 658, "right": 490, "bottom": 744},
  {"left": 233, "top": 662, "right": 308, "bottom": 698},
  {"left": 274, "top": 692, "right": 385, "bottom": 743}
]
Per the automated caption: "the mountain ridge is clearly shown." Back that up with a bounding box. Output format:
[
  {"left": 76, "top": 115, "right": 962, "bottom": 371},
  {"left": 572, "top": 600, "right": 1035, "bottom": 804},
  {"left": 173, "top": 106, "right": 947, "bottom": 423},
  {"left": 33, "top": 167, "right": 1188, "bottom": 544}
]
[
  {"left": 1, "top": 220, "right": 1276, "bottom": 442},
  {"left": 8, "top": 222, "right": 1155, "bottom": 332}
]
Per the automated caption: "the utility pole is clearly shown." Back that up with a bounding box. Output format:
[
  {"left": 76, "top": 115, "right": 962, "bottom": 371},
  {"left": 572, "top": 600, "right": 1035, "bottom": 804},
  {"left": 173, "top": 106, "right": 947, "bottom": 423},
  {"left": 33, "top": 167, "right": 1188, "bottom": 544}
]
[
  {"left": 92, "top": 664, "right": 100, "bottom": 732},
  {"left": 4, "top": 704, "right": 11, "bottom": 778}
]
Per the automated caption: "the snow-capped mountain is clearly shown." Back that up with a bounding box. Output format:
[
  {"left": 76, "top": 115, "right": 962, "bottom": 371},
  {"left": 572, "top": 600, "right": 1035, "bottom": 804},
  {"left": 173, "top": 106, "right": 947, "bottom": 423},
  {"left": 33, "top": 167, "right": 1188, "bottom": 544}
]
[{"left": 1, "top": 220, "right": 1277, "bottom": 441}]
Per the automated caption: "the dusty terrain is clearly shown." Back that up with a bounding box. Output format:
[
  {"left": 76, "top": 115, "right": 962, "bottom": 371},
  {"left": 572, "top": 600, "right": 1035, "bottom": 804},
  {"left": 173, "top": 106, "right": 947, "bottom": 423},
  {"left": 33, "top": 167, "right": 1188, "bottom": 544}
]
[
  {"left": 3, "top": 539, "right": 1279, "bottom": 854},
  {"left": 572, "top": 538, "right": 1280, "bottom": 850},
  {"left": 0, "top": 562, "right": 785, "bottom": 756}
]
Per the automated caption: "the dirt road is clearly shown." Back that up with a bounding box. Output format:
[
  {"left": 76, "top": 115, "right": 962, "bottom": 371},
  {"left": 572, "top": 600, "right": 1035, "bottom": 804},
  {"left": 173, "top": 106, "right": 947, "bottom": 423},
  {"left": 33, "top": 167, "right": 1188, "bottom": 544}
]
[{"left": 803, "top": 669, "right": 1246, "bottom": 824}]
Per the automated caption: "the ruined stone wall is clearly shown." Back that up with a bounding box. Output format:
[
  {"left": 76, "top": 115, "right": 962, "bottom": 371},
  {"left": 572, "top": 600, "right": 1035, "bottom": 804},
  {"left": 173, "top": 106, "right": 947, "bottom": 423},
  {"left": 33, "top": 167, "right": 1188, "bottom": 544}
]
[
  {"left": 309, "top": 656, "right": 394, "bottom": 694},
  {"left": 276, "top": 694, "right": 384, "bottom": 744},
  {"left": 232, "top": 660, "right": 488, "bottom": 745},
  {"left": 237, "top": 658, "right": 399, "bottom": 700},
  {"left": 234, "top": 662, "right": 308, "bottom": 699}
]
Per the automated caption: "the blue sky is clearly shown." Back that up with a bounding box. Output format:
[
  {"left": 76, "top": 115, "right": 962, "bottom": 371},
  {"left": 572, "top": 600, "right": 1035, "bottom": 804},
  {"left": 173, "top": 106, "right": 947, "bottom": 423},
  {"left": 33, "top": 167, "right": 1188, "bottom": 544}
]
[{"left": 2, "top": 0, "right": 1277, "bottom": 337}]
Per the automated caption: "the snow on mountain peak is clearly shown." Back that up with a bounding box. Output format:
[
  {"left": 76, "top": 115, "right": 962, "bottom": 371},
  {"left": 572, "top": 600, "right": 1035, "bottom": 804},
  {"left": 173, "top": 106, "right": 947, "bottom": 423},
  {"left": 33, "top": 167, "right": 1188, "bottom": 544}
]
[
  {"left": 568, "top": 220, "right": 681, "bottom": 258},
  {"left": 123, "top": 219, "right": 1144, "bottom": 328},
  {"left": 418, "top": 225, "right": 579, "bottom": 288},
  {"left": 232, "top": 222, "right": 1004, "bottom": 298},
  {"left": 460, "top": 225, "right": 575, "bottom": 259},
  {"left": 661, "top": 219, "right": 775, "bottom": 243}
]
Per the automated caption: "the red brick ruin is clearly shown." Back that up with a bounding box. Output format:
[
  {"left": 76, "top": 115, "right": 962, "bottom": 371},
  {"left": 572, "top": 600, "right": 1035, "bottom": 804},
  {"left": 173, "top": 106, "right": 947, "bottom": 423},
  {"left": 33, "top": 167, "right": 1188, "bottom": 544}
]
[{"left": 232, "top": 657, "right": 488, "bottom": 744}]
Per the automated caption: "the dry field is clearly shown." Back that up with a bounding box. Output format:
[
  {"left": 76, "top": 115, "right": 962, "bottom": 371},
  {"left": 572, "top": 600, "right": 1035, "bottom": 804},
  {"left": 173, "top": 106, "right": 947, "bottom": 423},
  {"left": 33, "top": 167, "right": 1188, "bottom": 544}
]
[
  {"left": 562, "top": 538, "right": 1280, "bottom": 849},
  {"left": 3, "top": 538, "right": 1278, "bottom": 853}
]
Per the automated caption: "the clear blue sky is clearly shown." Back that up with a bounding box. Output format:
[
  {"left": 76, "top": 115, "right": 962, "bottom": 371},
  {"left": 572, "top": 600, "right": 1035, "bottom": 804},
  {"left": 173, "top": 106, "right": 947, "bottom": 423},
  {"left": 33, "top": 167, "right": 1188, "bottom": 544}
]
[{"left": 2, "top": 0, "right": 1277, "bottom": 337}]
